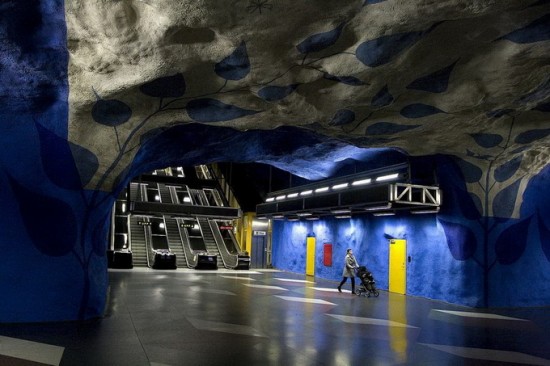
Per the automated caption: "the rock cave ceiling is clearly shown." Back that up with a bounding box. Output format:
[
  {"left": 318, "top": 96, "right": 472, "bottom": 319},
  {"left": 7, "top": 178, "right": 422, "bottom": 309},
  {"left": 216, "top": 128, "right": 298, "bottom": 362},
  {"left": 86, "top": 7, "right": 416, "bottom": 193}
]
[{"left": 64, "top": 0, "right": 550, "bottom": 189}]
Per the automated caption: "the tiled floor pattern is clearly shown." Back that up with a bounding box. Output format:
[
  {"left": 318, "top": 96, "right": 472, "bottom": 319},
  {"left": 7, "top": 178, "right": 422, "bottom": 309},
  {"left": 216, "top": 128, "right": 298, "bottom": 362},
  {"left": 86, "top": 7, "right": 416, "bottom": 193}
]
[{"left": 0, "top": 268, "right": 548, "bottom": 365}]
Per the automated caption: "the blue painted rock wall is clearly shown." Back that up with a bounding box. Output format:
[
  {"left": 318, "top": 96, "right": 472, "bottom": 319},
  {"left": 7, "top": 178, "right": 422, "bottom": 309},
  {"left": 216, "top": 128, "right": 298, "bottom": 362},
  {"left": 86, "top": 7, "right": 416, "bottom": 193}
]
[{"left": 272, "top": 158, "right": 550, "bottom": 308}]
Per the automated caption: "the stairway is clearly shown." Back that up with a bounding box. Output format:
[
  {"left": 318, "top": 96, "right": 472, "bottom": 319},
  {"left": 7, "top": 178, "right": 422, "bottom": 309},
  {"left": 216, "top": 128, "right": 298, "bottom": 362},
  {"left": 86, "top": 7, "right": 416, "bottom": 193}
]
[
  {"left": 158, "top": 183, "right": 173, "bottom": 203},
  {"left": 130, "top": 216, "right": 149, "bottom": 267}
]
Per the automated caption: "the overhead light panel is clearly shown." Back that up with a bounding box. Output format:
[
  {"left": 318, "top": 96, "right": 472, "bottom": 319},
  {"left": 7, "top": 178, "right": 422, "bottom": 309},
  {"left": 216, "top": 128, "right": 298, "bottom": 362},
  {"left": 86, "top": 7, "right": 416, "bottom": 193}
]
[
  {"left": 276, "top": 195, "right": 286, "bottom": 201},
  {"left": 296, "top": 212, "right": 312, "bottom": 217},
  {"left": 305, "top": 216, "right": 320, "bottom": 221},
  {"left": 364, "top": 203, "right": 392, "bottom": 211},
  {"left": 315, "top": 187, "right": 329, "bottom": 193},
  {"left": 287, "top": 193, "right": 299, "bottom": 198},
  {"left": 331, "top": 209, "right": 351, "bottom": 214},
  {"left": 272, "top": 214, "right": 285, "bottom": 219},
  {"left": 411, "top": 208, "right": 440, "bottom": 214},
  {"left": 300, "top": 190, "right": 313, "bottom": 196},
  {"left": 332, "top": 183, "right": 349, "bottom": 190},
  {"left": 335, "top": 214, "right": 352, "bottom": 219},
  {"left": 287, "top": 216, "right": 300, "bottom": 221},
  {"left": 373, "top": 211, "right": 395, "bottom": 217},
  {"left": 352, "top": 178, "right": 372, "bottom": 186},
  {"left": 376, "top": 173, "right": 399, "bottom": 182},
  {"left": 266, "top": 197, "right": 275, "bottom": 202}
]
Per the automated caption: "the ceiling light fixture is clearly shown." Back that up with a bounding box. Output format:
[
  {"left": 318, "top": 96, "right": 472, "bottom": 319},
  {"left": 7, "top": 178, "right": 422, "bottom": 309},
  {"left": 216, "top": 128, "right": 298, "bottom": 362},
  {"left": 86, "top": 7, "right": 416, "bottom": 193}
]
[
  {"left": 332, "top": 183, "right": 349, "bottom": 190},
  {"left": 376, "top": 173, "right": 399, "bottom": 182},
  {"left": 352, "top": 178, "right": 372, "bottom": 186},
  {"left": 287, "top": 193, "right": 299, "bottom": 198},
  {"left": 296, "top": 212, "right": 312, "bottom": 217},
  {"left": 364, "top": 203, "right": 392, "bottom": 211},
  {"left": 331, "top": 208, "right": 351, "bottom": 214},
  {"left": 300, "top": 190, "right": 313, "bottom": 196},
  {"left": 335, "top": 214, "right": 352, "bottom": 219},
  {"left": 411, "top": 208, "right": 440, "bottom": 214},
  {"left": 372, "top": 211, "right": 395, "bottom": 217},
  {"left": 315, "top": 187, "right": 329, "bottom": 193},
  {"left": 266, "top": 197, "right": 275, "bottom": 202},
  {"left": 305, "top": 216, "right": 320, "bottom": 221},
  {"left": 276, "top": 195, "right": 286, "bottom": 200}
]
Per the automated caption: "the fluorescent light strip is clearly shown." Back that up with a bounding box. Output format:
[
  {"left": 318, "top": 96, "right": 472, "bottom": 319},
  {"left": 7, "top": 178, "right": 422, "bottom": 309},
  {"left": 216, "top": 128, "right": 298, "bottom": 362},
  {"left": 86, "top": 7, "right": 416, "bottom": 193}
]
[
  {"left": 376, "top": 173, "right": 399, "bottom": 182},
  {"left": 276, "top": 195, "right": 286, "bottom": 200},
  {"left": 272, "top": 214, "right": 285, "bottom": 219},
  {"left": 352, "top": 178, "right": 371, "bottom": 186},
  {"left": 335, "top": 215, "right": 352, "bottom": 219},
  {"left": 305, "top": 216, "right": 320, "bottom": 220},
  {"left": 266, "top": 197, "right": 275, "bottom": 202},
  {"left": 364, "top": 204, "right": 392, "bottom": 211},
  {"left": 301, "top": 190, "right": 313, "bottom": 196},
  {"left": 315, "top": 187, "right": 329, "bottom": 193},
  {"left": 373, "top": 212, "right": 395, "bottom": 217},
  {"left": 296, "top": 212, "right": 312, "bottom": 217},
  {"left": 332, "top": 183, "right": 349, "bottom": 190},
  {"left": 411, "top": 208, "right": 440, "bottom": 214},
  {"left": 331, "top": 209, "right": 351, "bottom": 214},
  {"left": 287, "top": 193, "right": 299, "bottom": 198}
]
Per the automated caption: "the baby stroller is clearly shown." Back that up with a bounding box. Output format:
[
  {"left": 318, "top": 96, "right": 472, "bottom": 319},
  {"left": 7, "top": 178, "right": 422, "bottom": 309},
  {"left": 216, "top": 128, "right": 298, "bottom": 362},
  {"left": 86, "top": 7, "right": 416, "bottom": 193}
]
[{"left": 355, "top": 266, "right": 379, "bottom": 297}]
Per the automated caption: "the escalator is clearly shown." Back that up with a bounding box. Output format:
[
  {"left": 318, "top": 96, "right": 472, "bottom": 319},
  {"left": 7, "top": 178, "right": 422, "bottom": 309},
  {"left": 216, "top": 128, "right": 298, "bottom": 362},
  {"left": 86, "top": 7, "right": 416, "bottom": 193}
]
[
  {"left": 165, "top": 217, "right": 189, "bottom": 268},
  {"left": 129, "top": 215, "right": 149, "bottom": 267},
  {"left": 208, "top": 220, "right": 250, "bottom": 269}
]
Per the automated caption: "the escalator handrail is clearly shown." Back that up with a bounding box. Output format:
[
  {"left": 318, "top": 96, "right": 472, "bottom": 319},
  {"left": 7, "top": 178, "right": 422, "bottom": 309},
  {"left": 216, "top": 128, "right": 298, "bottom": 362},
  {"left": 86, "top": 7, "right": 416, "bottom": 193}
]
[{"left": 208, "top": 220, "right": 239, "bottom": 268}]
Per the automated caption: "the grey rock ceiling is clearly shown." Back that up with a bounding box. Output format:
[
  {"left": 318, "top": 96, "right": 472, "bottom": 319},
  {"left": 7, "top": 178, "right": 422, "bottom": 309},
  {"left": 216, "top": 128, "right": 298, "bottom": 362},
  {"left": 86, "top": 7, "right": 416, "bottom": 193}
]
[{"left": 65, "top": 0, "right": 550, "bottom": 188}]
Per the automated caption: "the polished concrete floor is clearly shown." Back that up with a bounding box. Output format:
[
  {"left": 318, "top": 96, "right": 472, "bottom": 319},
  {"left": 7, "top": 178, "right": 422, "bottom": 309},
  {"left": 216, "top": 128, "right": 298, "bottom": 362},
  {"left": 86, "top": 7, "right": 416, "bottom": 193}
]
[{"left": 0, "top": 268, "right": 549, "bottom": 366}]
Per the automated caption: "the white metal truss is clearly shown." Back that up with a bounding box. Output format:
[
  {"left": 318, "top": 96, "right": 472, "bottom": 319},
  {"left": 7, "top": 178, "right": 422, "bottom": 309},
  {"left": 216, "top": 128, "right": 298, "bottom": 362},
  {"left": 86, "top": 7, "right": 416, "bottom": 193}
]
[{"left": 390, "top": 183, "right": 441, "bottom": 206}]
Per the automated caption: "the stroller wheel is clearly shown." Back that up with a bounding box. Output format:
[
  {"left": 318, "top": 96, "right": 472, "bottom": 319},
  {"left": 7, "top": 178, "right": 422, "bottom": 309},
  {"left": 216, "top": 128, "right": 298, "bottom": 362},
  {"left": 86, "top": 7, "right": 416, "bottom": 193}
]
[
  {"left": 354, "top": 289, "right": 360, "bottom": 295},
  {"left": 374, "top": 290, "right": 380, "bottom": 297}
]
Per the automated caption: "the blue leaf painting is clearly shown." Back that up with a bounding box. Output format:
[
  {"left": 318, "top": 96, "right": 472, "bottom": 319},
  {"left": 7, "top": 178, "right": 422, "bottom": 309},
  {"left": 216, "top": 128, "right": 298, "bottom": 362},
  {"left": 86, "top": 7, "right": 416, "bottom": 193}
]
[
  {"left": 364, "top": 0, "right": 386, "bottom": 4},
  {"left": 70, "top": 142, "right": 99, "bottom": 187},
  {"left": 534, "top": 102, "right": 550, "bottom": 112},
  {"left": 296, "top": 23, "right": 345, "bottom": 54},
  {"left": 328, "top": 109, "right": 355, "bottom": 126},
  {"left": 495, "top": 217, "right": 531, "bottom": 265},
  {"left": 356, "top": 30, "right": 425, "bottom": 67},
  {"left": 406, "top": 61, "right": 458, "bottom": 93},
  {"left": 371, "top": 85, "right": 394, "bottom": 107},
  {"left": 140, "top": 126, "right": 170, "bottom": 145},
  {"left": 92, "top": 211, "right": 111, "bottom": 257},
  {"left": 494, "top": 155, "right": 523, "bottom": 182},
  {"left": 493, "top": 179, "right": 521, "bottom": 218},
  {"left": 36, "top": 123, "right": 83, "bottom": 190},
  {"left": 439, "top": 219, "right": 477, "bottom": 260},
  {"left": 91, "top": 90, "right": 132, "bottom": 127},
  {"left": 258, "top": 84, "right": 299, "bottom": 101},
  {"left": 366, "top": 122, "right": 420, "bottom": 135},
  {"left": 323, "top": 73, "right": 365, "bottom": 86},
  {"left": 499, "top": 14, "right": 550, "bottom": 44},
  {"left": 215, "top": 41, "right": 250, "bottom": 81},
  {"left": 486, "top": 109, "right": 514, "bottom": 118},
  {"left": 514, "top": 128, "right": 550, "bottom": 144},
  {"left": 8, "top": 176, "right": 77, "bottom": 257},
  {"left": 186, "top": 98, "right": 259, "bottom": 122},
  {"left": 517, "top": 77, "right": 550, "bottom": 104},
  {"left": 400, "top": 103, "right": 445, "bottom": 118},
  {"left": 454, "top": 157, "right": 482, "bottom": 183},
  {"left": 470, "top": 133, "right": 503, "bottom": 148},
  {"left": 537, "top": 212, "right": 550, "bottom": 262},
  {"left": 139, "top": 73, "right": 186, "bottom": 98}
]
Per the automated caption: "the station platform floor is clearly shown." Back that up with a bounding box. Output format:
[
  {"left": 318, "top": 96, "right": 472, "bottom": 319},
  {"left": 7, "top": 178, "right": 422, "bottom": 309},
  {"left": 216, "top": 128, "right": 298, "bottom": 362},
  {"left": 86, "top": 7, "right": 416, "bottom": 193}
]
[{"left": 0, "top": 268, "right": 549, "bottom": 366}]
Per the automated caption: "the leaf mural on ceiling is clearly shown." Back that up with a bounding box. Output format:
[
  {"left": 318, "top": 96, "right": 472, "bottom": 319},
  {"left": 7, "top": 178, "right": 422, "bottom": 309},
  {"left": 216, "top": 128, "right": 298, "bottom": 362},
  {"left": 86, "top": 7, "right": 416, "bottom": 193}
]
[
  {"left": 486, "top": 109, "right": 514, "bottom": 118},
  {"left": 400, "top": 103, "right": 445, "bottom": 118},
  {"left": 258, "top": 84, "right": 299, "bottom": 101},
  {"left": 534, "top": 102, "right": 550, "bottom": 112},
  {"left": 7, "top": 175, "right": 77, "bottom": 257},
  {"left": 366, "top": 122, "right": 420, "bottom": 135},
  {"left": 406, "top": 61, "right": 458, "bottom": 93},
  {"left": 514, "top": 128, "right": 550, "bottom": 144},
  {"left": 139, "top": 73, "right": 186, "bottom": 98},
  {"left": 495, "top": 217, "right": 532, "bottom": 265},
  {"left": 499, "top": 14, "right": 550, "bottom": 44},
  {"left": 493, "top": 179, "right": 521, "bottom": 218},
  {"left": 36, "top": 122, "right": 86, "bottom": 190},
  {"left": 439, "top": 219, "right": 477, "bottom": 260},
  {"left": 70, "top": 142, "right": 99, "bottom": 187},
  {"left": 494, "top": 155, "right": 523, "bottom": 182},
  {"left": 356, "top": 27, "right": 430, "bottom": 67},
  {"left": 215, "top": 41, "right": 250, "bottom": 81},
  {"left": 296, "top": 23, "right": 345, "bottom": 54},
  {"left": 328, "top": 109, "right": 355, "bottom": 126},
  {"left": 371, "top": 85, "right": 394, "bottom": 107},
  {"left": 364, "top": 0, "right": 386, "bottom": 4},
  {"left": 537, "top": 211, "right": 550, "bottom": 262},
  {"left": 323, "top": 73, "right": 365, "bottom": 86},
  {"left": 91, "top": 89, "right": 132, "bottom": 127},
  {"left": 469, "top": 133, "right": 503, "bottom": 148},
  {"left": 454, "top": 157, "right": 483, "bottom": 183},
  {"left": 186, "top": 98, "right": 260, "bottom": 122}
]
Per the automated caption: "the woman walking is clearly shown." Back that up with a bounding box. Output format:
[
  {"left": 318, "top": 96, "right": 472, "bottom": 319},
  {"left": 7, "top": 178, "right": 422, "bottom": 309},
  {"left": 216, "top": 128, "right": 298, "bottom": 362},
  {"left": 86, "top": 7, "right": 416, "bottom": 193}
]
[{"left": 337, "top": 248, "right": 358, "bottom": 295}]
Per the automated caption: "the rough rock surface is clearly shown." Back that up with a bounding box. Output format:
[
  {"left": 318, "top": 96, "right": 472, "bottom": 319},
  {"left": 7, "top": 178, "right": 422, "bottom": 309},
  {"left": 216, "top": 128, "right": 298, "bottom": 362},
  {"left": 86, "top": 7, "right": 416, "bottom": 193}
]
[{"left": 65, "top": 0, "right": 550, "bottom": 197}]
